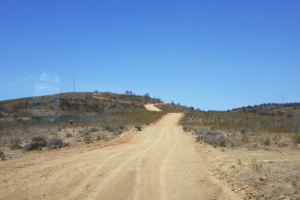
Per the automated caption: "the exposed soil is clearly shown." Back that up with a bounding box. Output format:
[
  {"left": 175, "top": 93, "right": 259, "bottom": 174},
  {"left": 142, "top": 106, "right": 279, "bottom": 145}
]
[
  {"left": 144, "top": 104, "right": 162, "bottom": 112},
  {"left": 0, "top": 113, "right": 241, "bottom": 200}
]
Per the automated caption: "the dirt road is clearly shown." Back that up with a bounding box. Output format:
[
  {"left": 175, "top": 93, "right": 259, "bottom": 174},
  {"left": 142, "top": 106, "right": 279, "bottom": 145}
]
[
  {"left": 0, "top": 113, "right": 241, "bottom": 200},
  {"left": 144, "top": 104, "right": 162, "bottom": 112}
]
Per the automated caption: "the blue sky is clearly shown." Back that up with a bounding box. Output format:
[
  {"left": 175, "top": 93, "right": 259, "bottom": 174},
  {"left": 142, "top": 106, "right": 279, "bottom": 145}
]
[{"left": 0, "top": 1, "right": 299, "bottom": 111}]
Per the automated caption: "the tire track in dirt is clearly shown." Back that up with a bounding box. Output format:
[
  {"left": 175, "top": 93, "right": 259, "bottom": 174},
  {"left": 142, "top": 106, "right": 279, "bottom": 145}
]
[
  {"left": 69, "top": 127, "right": 158, "bottom": 200},
  {"left": 68, "top": 147, "right": 131, "bottom": 199},
  {"left": 159, "top": 127, "right": 179, "bottom": 200},
  {"left": 87, "top": 127, "right": 164, "bottom": 200}
]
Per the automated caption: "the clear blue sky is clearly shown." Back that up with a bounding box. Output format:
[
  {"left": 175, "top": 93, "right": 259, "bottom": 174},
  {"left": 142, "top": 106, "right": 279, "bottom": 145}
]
[{"left": 1, "top": 0, "right": 299, "bottom": 111}]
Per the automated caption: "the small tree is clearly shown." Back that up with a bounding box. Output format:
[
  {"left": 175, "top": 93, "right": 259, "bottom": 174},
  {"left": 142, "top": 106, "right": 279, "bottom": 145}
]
[{"left": 125, "top": 90, "right": 129, "bottom": 95}]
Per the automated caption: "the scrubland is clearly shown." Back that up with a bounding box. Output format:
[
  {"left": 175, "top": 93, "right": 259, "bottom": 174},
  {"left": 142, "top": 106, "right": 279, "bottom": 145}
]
[
  {"left": 0, "top": 92, "right": 165, "bottom": 159},
  {"left": 180, "top": 108, "right": 300, "bottom": 199}
]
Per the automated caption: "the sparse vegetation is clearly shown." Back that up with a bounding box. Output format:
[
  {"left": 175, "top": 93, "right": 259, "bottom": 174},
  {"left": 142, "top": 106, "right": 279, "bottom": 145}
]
[
  {"left": 0, "top": 92, "right": 166, "bottom": 147},
  {"left": 231, "top": 102, "right": 300, "bottom": 117},
  {"left": 181, "top": 111, "right": 300, "bottom": 134},
  {"left": 181, "top": 109, "right": 300, "bottom": 148}
]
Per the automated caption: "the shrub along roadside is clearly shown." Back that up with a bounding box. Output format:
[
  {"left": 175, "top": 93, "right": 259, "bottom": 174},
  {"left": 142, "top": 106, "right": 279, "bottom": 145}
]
[
  {"left": 180, "top": 111, "right": 300, "bottom": 134},
  {"left": 31, "top": 136, "right": 47, "bottom": 147},
  {"left": 23, "top": 141, "right": 42, "bottom": 151},
  {"left": 195, "top": 130, "right": 226, "bottom": 147},
  {"left": 47, "top": 138, "right": 63, "bottom": 150},
  {"left": 0, "top": 148, "right": 5, "bottom": 160},
  {"left": 10, "top": 144, "right": 23, "bottom": 150}
]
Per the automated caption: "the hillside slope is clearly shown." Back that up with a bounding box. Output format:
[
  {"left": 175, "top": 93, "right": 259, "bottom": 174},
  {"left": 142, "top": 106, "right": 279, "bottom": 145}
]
[{"left": 0, "top": 92, "right": 166, "bottom": 147}]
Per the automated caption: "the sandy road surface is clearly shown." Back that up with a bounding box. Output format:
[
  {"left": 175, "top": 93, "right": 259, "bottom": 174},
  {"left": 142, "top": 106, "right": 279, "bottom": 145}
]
[
  {"left": 0, "top": 113, "right": 241, "bottom": 200},
  {"left": 144, "top": 104, "right": 162, "bottom": 112}
]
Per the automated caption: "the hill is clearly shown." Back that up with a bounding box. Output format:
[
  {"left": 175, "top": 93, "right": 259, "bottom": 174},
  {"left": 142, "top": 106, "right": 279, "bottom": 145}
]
[
  {"left": 229, "top": 102, "right": 300, "bottom": 117},
  {"left": 0, "top": 92, "right": 165, "bottom": 147}
]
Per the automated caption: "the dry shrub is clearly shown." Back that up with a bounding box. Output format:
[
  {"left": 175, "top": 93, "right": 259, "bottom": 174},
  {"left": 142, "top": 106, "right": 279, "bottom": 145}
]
[
  {"left": 251, "top": 159, "right": 263, "bottom": 171},
  {"left": 264, "top": 137, "right": 271, "bottom": 146},
  {"left": 292, "top": 133, "right": 300, "bottom": 145},
  {"left": 0, "top": 148, "right": 5, "bottom": 160},
  {"left": 23, "top": 141, "right": 42, "bottom": 151},
  {"left": 10, "top": 144, "right": 23, "bottom": 150},
  {"left": 47, "top": 138, "right": 63, "bottom": 150},
  {"left": 32, "top": 136, "right": 47, "bottom": 147},
  {"left": 84, "top": 136, "right": 93, "bottom": 144}
]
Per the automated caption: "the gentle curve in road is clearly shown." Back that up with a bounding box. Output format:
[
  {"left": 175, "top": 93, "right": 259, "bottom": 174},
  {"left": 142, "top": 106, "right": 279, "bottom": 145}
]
[{"left": 0, "top": 113, "right": 241, "bottom": 200}]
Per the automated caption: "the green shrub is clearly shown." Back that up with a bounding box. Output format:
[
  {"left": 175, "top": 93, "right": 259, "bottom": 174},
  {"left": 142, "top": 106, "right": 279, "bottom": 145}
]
[
  {"left": 0, "top": 149, "right": 5, "bottom": 160},
  {"left": 32, "top": 136, "right": 47, "bottom": 147},
  {"left": 10, "top": 144, "right": 23, "bottom": 150}
]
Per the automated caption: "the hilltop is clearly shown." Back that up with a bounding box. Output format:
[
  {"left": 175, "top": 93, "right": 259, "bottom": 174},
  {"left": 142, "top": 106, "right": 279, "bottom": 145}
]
[{"left": 229, "top": 102, "right": 300, "bottom": 117}]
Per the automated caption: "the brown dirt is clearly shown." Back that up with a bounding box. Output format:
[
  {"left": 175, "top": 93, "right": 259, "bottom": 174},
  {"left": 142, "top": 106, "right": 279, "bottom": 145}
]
[
  {"left": 202, "top": 145, "right": 300, "bottom": 199},
  {"left": 0, "top": 113, "right": 241, "bottom": 200}
]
